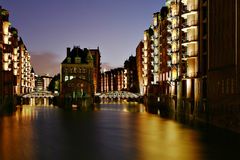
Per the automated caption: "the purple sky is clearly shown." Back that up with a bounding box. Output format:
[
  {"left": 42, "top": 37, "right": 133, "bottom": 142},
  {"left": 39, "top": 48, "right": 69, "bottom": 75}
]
[{"left": 1, "top": 0, "right": 165, "bottom": 76}]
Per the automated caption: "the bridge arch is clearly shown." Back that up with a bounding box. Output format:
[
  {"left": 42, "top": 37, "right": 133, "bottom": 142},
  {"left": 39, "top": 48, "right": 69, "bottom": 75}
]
[
  {"left": 22, "top": 91, "right": 54, "bottom": 106},
  {"left": 99, "top": 91, "right": 139, "bottom": 102}
]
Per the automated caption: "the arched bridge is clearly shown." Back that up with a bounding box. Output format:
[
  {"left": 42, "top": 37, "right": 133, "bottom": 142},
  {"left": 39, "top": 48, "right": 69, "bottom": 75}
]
[
  {"left": 98, "top": 91, "right": 140, "bottom": 102},
  {"left": 22, "top": 91, "right": 55, "bottom": 106}
]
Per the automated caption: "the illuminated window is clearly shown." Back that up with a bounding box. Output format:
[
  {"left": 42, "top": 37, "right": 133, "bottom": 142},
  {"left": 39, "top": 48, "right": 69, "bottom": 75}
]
[
  {"left": 3, "top": 22, "right": 10, "bottom": 35},
  {"left": 172, "top": 29, "right": 179, "bottom": 40},
  {"left": 3, "top": 53, "right": 9, "bottom": 61},
  {"left": 172, "top": 53, "right": 177, "bottom": 64},
  {"left": 65, "top": 76, "right": 69, "bottom": 82},
  {"left": 172, "top": 18, "right": 179, "bottom": 28},
  {"left": 3, "top": 62, "right": 8, "bottom": 71},
  {"left": 144, "top": 32, "right": 148, "bottom": 41},
  {"left": 13, "top": 69, "right": 18, "bottom": 75},
  {"left": 172, "top": 42, "right": 179, "bottom": 52},
  {"left": 172, "top": 68, "right": 177, "bottom": 80},
  {"left": 171, "top": 4, "right": 179, "bottom": 16},
  {"left": 153, "top": 16, "right": 158, "bottom": 27}
]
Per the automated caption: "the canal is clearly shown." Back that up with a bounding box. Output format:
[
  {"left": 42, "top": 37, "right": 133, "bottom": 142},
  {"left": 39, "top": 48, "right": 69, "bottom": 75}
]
[{"left": 0, "top": 103, "right": 239, "bottom": 160}]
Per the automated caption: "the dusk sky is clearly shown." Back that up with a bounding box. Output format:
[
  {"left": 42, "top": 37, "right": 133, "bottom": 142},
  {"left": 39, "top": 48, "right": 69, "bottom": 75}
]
[{"left": 1, "top": 0, "right": 165, "bottom": 76}]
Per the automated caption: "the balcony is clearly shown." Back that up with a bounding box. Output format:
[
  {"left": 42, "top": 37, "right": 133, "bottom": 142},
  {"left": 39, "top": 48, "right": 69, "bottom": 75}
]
[
  {"left": 151, "top": 44, "right": 155, "bottom": 50},
  {"left": 167, "top": 24, "right": 172, "bottom": 31},
  {"left": 182, "top": 20, "right": 198, "bottom": 32},
  {"left": 167, "top": 36, "right": 172, "bottom": 43},
  {"left": 182, "top": 51, "right": 198, "bottom": 60},
  {"left": 182, "top": 36, "right": 198, "bottom": 45},
  {"left": 142, "top": 54, "right": 147, "bottom": 58},
  {"left": 167, "top": 14, "right": 172, "bottom": 22},
  {"left": 167, "top": 60, "right": 172, "bottom": 67},
  {"left": 172, "top": 35, "right": 179, "bottom": 41},
  {"left": 172, "top": 47, "right": 179, "bottom": 53},
  {"left": 182, "top": 51, "right": 188, "bottom": 60},
  {"left": 151, "top": 52, "right": 154, "bottom": 57},
  {"left": 182, "top": 5, "right": 198, "bottom": 19},
  {"left": 172, "top": 23, "right": 179, "bottom": 29},
  {"left": 182, "top": 20, "right": 198, "bottom": 27},
  {"left": 151, "top": 61, "right": 159, "bottom": 66},
  {"left": 167, "top": 48, "right": 172, "bottom": 55},
  {"left": 153, "top": 52, "right": 158, "bottom": 57},
  {"left": 142, "top": 69, "right": 148, "bottom": 74},
  {"left": 154, "top": 39, "right": 158, "bottom": 47}
]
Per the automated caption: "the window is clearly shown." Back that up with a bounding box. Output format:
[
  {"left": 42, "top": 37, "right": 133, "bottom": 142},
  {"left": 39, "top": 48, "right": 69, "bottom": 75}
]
[
  {"left": 65, "top": 76, "right": 69, "bottom": 82},
  {"left": 67, "top": 57, "right": 71, "bottom": 63},
  {"left": 75, "top": 57, "right": 81, "bottom": 63}
]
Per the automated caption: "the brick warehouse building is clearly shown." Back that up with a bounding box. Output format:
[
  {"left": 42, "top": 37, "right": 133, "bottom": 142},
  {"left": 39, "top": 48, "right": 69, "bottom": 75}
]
[
  {"left": 60, "top": 46, "right": 100, "bottom": 108},
  {"left": 0, "top": 6, "right": 35, "bottom": 112}
]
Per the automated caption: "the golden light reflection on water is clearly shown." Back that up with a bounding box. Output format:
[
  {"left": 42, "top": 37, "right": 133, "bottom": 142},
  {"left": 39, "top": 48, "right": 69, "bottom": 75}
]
[
  {"left": 95, "top": 104, "right": 205, "bottom": 160},
  {"left": 136, "top": 114, "right": 203, "bottom": 160},
  {"left": 0, "top": 106, "right": 56, "bottom": 160},
  {"left": 95, "top": 103, "right": 146, "bottom": 113},
  {"left": 15, "top": 106, "right": 39, "bottom": 121},
  {"left": 1, "top": 104, "right": 236, "bottom": 160},
  {"left": 0, "top": 106, "right": 37, "bottom": 160}
]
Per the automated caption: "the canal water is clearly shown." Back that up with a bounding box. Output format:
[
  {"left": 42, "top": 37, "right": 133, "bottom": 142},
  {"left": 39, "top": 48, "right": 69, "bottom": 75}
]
[{"left": 0, "top": 103, "right": 239, "bottom": 160}]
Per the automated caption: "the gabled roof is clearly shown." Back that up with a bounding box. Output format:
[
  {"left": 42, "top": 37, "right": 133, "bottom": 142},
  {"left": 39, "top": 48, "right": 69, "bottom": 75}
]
[{"left": 62, "top": 47, "right": 89, "bottom": 64}]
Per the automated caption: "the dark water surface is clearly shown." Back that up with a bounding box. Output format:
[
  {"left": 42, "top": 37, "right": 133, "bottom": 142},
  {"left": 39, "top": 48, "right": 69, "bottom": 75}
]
[{"left": 0, "top": 103, "right": 239, "bottom": 160}]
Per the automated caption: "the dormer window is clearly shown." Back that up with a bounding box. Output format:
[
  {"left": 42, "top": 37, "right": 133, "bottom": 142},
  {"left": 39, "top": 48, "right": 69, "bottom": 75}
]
[
  {"left": 75, "top": 56, "right": 81, "bottom": 63},
  {"left": 67, "top": 57, "right": 71, "bottom": 63}
]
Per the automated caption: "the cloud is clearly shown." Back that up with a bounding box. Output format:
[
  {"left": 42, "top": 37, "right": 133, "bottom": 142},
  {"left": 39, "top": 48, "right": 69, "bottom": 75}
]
[
  {"left": 101, "top": 62, "right": 113, "bottom": 72},
  {"left": 30, "top": 52, "right": 60, "bottom": 76}
]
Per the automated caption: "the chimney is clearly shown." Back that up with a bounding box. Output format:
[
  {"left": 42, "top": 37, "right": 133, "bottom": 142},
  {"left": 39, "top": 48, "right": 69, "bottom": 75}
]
[{"left": 67, "top": 47, "right": 71, "bottom": 57}]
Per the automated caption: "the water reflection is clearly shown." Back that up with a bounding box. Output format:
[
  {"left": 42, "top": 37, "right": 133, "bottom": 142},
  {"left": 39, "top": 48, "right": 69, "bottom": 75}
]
[
  {"left": 94, "top": 104, "right": 204, "bottom": 160},
  {"left": 95, "top": 103, "right": 146, "bottom": 113},
  {"left": 0, "top": 107, "right": 36, "bottom": 160},
  {"left": 0, "top": 104, "right": 239, "bottom": 160}
]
